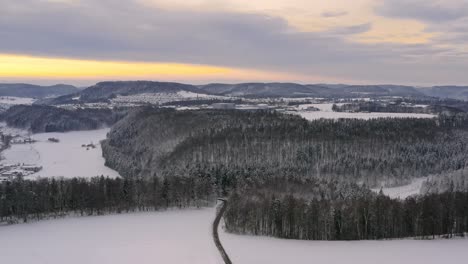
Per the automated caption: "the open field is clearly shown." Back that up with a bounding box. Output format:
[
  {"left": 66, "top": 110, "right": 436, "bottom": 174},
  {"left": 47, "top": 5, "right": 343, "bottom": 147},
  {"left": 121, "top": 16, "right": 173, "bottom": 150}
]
[{"left": 1, "top": 128, "right": 120, "bottom": 179}]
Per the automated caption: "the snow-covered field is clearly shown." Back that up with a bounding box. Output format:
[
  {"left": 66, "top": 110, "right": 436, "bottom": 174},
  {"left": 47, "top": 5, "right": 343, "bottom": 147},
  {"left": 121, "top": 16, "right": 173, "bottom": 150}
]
[
  {"left": 0, "top": 96, "right": 35, "bottom": 105},
  {"left": 293, "top": 103, "right": 436, "bottom": 120},
  {"left": 0, "top": 97, "right": 35, "bottom": 112},
  {"left": 0, "top": 122, "right": 29, "bottom": 137},
  {"left": 1, "top": 206, "right": 466, "bottom": 264},
  {"left": 372, "top": 177, "right": 428, "bottom": 199},
  {"left": 0, "top": 208, "right": 222, "bottom": 264},
  {"left": 220, "top": 229, "right": 468, "bottom": 264},
  {"left": 1, "top": 128, "right": 120, "bottom": 179}
]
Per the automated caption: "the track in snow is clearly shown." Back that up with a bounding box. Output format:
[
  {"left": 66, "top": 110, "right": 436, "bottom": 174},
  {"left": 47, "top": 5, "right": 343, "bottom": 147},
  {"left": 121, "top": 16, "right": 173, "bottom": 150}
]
[{"left": 213, "top": 199, "right": 232, "bottom": 264}]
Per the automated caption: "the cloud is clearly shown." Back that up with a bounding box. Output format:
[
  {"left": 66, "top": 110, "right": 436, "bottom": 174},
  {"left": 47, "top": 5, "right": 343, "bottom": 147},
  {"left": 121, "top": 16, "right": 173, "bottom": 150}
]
[
  {"left": 376, "top": 0, "right": 468, "bottom": 22},
  {"left": 0, "top": 0, "right": 467, "bottom": 84},
  {"left": 327, "top": 23, "right": 372, "bottom": 35},
  {"left": 321, "top": 10, "right": 348, "bottom": 18}
]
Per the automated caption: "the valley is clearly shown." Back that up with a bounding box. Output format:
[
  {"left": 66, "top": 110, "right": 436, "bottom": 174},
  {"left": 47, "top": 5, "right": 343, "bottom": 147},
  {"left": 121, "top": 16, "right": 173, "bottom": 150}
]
[
  {"left": 0, "top": 81, "right": 468, "bottom": 264},
  {"left": 0, "top": 128, "right": 120, "bottom": 180}
]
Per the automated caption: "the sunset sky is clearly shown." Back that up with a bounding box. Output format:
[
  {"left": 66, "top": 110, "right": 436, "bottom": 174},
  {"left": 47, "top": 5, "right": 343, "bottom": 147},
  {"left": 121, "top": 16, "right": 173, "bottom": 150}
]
[{"left": 1, "top": 0, "right": 468, "bottom": 86}]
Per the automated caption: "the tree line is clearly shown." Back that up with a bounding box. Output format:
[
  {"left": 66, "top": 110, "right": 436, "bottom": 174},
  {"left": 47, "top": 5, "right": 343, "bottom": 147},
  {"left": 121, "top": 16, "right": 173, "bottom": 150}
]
[
  {"left": 224, "top": 180, "right": 468, "bottom": 240},
  {"left": 0, "top": 174, "right": 216, "bottom": 224}
]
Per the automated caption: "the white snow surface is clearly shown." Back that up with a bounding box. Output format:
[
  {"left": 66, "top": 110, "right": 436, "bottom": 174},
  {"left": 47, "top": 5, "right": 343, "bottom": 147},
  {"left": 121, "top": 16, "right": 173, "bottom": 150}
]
[
  {"left": 372, "top": 177, "right": 428, "bottom": 199},
  {"left": 1, "top": 128, "right": 120, "bottom": 179},
  {"left": 1, "top": 206, "right": 466, "bottom": 264},
  {"left": 0, "top": 122, "right": 29, "bottom": 137},
  {"left": 220, "top": 229, "right": 468, "bottom": 264},
  {"left": 0, "top": 208, "right": 222, "bottom": 264},
  {"left": 293, "top": 103, "right": 436, "bottom": 120},
  {"left": 0, "top": 96, "right": 35, "bottom": 105}
]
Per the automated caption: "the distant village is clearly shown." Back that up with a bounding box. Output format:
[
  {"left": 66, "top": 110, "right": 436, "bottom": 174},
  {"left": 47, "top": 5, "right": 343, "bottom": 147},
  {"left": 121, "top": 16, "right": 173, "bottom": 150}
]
[
  {"left": 0, "top": 131, "right": 42, "bottom": 182},
  {"left": 0, "top": 128, "right": 98, "bottom": 182}
]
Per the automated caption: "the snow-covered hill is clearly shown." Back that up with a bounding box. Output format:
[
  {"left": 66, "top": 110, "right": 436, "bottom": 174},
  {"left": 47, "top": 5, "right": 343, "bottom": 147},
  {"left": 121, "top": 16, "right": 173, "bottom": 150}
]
[{"left": 111, "top": 91, "right": 226, "bottom": 105}]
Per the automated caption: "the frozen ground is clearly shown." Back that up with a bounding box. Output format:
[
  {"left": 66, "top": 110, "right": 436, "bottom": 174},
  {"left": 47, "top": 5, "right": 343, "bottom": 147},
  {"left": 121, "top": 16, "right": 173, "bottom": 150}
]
[
  {"left": 0, "top": 208, "right": 222, "bottom": 264},
  {"left": 372, "top": 177, "right": 428, "bottom": 199},
  {"left": 220, "top": 228, "right": 468, "bottom": 264},
  {"left": 293, "top": 103, "right": 436, "bottom": 120},
  {"left": 1, "top": 128, "right": 120, "bottom": 179},
  {"left": 0, "top": 122, "right": 30, "bottom": 137},
  {"left": 1, "top": 206, "right": 466, "bottom": 264},
  {"left": 0, "top": 97, "right": 35, "bottom": 112},
  {"left": 0, "top": 96, "right": 35, "bottom": 105}
]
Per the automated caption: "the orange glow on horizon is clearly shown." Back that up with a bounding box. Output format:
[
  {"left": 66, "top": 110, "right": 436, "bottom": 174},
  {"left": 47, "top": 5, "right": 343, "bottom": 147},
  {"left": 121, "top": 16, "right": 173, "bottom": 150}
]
[
  {"left": 0, "top": 53, "right": 335, "bottom": 83},
  {"left": 0, "top": 54, "right": 231, "bottom": 78}
]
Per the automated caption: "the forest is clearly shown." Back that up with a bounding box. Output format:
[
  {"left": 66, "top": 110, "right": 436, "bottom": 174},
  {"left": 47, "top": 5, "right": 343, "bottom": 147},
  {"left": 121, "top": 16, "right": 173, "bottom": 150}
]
[
  {"left": 2, "top": 107, "right": 468, "bottom": 241},
  {"left": 2, "top": 171, "right": 467, "bottom": 241},
  {"left": 0, "top": 105, "right": 128, "bottom": 133},
  {"left": 0, "top": 174, "right": 215, "bottom": 224},
  {"left": 224, "top": 186, "right": 468, "bottom": 240},
  {"left": 103, "top": 107, "right": 468, "bottom": 186}
]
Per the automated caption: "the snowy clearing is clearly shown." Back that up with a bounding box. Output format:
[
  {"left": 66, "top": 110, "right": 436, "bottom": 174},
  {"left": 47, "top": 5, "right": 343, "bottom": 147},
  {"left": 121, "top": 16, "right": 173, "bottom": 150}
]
[
  {"left": 1, "top": 128, "right": 120, "bottom": 179},
  {"left": 220, "top": 229, "right": 468, "bottom": 264},
  {"left": 292, "top": 103, "right": 436, "bottom": 120},
  {"left": 372, "top": 177, "right": 428, "bottom": 199},
  {"left": 0, "top": 96, "right": 35, "bottom": 105},
  {"left": 0, "top": 97, "right": 35, "bottom": 112},
  {"left": 0, "top": 122, "right": 29, "bottom": 137},
  {"left": 0, "top": 208, "right": 222, "bottom": 264}
]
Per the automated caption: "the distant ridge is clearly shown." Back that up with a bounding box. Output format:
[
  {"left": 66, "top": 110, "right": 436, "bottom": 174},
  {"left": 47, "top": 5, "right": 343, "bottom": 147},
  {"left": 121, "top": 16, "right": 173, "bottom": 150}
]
[
  {"left": 21, "top": 80, "right": 468, "bottom": 104},
  {"left": 0, "top": 83, "right": 79, "bottom": 98},
  {"left": 420, "top": 86, "right": 468, "bottom": 101},
  {"left": 199, "top": 83, "right": 424, "bottom": 98},
  {"left": 48, "top": 81, "right": 209, "bottom": 105}
]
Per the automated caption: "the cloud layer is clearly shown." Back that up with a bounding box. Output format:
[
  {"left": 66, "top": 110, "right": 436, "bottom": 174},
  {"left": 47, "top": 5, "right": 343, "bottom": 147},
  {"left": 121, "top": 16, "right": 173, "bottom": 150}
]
[{"left": 0, "top": 0, "right": 468, "bottom": 84}]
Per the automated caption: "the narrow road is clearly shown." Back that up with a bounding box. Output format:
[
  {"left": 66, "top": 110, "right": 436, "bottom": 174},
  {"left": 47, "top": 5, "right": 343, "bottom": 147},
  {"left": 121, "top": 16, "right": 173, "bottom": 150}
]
[{"left": 213, "top": 199, "right": 232, "bottom": 264}]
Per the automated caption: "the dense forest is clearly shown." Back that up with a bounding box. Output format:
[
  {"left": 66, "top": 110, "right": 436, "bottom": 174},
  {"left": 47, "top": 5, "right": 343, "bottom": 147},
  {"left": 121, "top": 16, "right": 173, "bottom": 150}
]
[
  {"left": 331, "top": 101, "right": 466, "bottom": 115},
  {"left": 421, "top": 168, "right": 468, "bottom": 194},
  {"left": 224, "top": 186, "right": 468, "bottom": 240},
  {"left": 2, "top": 172, "right": 467, "bottom": 241},
  {"left": 0, "top": 174, "right": 215, "bottom": 224},
  {"left": 103, "top": 107, "right": 468, "bottom": 186},
  {"left": 2, "top": 107, "right": 468, "bottom": 241},
  {"left": 0, "top": 105, "right": 127, "bottom": 133},
  {"left": 0, "top": 165, "right": 275, "bottom": 223},
  {"left": 332, "top": 102, "right": 429, "bottom": 114}
]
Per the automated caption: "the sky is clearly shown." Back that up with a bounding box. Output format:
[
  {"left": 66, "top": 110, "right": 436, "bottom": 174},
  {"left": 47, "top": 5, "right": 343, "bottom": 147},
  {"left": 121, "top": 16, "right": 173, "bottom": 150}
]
[{"left": 1, "top": 0, "right": 468, "bottom": 86}]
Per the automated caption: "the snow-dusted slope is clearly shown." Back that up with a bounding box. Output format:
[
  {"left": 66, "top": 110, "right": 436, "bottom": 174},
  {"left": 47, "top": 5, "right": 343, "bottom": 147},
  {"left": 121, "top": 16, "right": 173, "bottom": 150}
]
[
  {"left": 0, "top": 208, "right": 222, "bottom": 264},
  {"left": 293, "top": 103, "right": 436, "bottom": 120},
  {"left": 371, "top": 177, "right": 428, "bottom": 199},
  {"left": 0, "top": 96, "right": 35, "bottom": 105},
  {"left": 110, "top": 91, "right": 226, "bottom": 105},
  {"left": 1, "top": 128, "right": 120, "bottom": 179},
  {"left": 0, "top": 96, "right": 35, "bottom": 112},
  {"left": 220, "top": 229, "right": 468, "bottom": 264}
]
